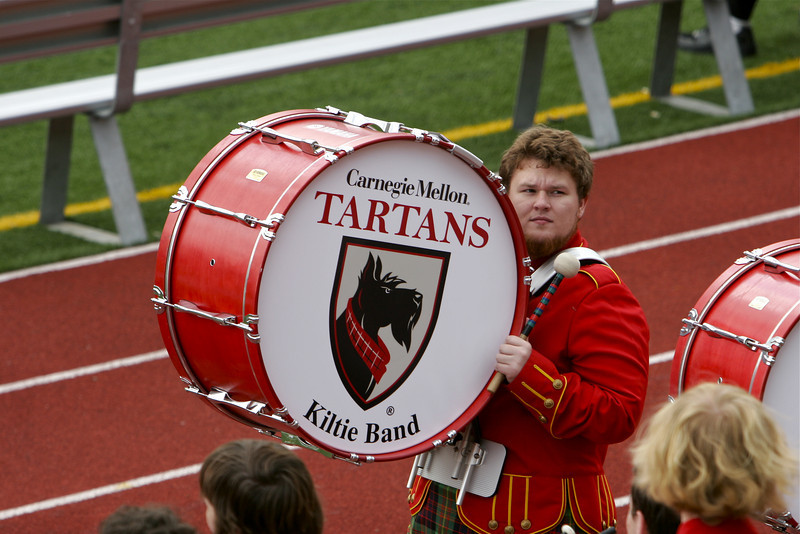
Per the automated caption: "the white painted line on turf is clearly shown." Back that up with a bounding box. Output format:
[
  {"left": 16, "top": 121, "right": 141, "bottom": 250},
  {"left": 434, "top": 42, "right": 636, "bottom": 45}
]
[{"left": 0, "top": 350, "right": 168, "bottom": 395}]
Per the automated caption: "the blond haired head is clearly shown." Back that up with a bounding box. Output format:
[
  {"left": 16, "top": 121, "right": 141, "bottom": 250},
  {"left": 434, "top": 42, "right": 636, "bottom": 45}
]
[{"left": 631, "top": 382, "right": 797, "bottom": 523}]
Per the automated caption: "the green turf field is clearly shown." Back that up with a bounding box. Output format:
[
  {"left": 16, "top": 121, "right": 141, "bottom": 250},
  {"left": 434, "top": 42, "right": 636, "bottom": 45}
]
[{"left": 0, "top": 0, "right": 798, "bottom": 273}]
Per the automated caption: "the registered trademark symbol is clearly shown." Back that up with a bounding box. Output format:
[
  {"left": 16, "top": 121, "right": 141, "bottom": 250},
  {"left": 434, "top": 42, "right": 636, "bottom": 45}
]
[{"left": 386, "top": 406, "right": 395, "bottom": 416}]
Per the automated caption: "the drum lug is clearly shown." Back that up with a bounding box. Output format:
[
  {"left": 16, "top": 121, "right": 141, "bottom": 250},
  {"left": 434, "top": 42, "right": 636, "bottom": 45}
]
[
  {"left": 522, "top": 256, "right": 533, "bottom": 288},
  {"left": 169, "top": 186, "right": 189, "bottom": 212},
  {"left": 761, "top": 336, "right": 785, "bottom": 366},
  {"left": 323, "top": 148, "right": 355, "bottom": 164},
  {"left": 487, "top": 171, "right": 507, "bottom": 195},
  {"left": 152, "top": 285, "right": 167, "bottom": 314},
  {"left": 245, "top": 314, "right": 260, "bottom": 343},
  {"left": 679, "top": 308, "right": 700, "bottom": 336},
  {"left": 230, "top": 120, "right": 259, "bottom": 135}
]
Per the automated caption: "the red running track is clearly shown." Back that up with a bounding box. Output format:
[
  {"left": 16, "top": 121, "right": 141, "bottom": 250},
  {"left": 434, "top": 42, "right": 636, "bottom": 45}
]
[{"left": 1, "top": 111, "right": 798, "bottom": 533}]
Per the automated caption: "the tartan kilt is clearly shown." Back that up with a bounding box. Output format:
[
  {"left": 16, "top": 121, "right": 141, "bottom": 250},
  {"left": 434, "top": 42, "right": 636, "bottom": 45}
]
[
  {"left": 408, "top": 480, "right": 595, "bottom": 534},
  {"left": 408, "top": 482, "right": 474, "bottom": 534}
]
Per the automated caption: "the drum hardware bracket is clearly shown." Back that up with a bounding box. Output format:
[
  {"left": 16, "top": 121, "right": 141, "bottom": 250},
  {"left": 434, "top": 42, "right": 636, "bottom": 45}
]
[
  {"left": 680, "top": 308, "right": 785, "bottom": 357},
  {"left": 322, "top": 105, "right": 487, "bottom": 169},
  {"left": 169, "top": 192, "right": 285, "bottom": 233},
  {"left": 236, "top": 122, "right": 347, "bottom": 159},
  {"left": 760, "top": 510, "right": 799, "bottom": 533},
  {"left": 274, "top": 432, "right": 366, "bottom": 465},
  {"left": 408, "top": 425, "right": 505, "bottom": 502},
  {"left": 151, "top": 286, "right": 258, "bottom": 336},
  {"left": 324, "top": 106, "right": 404, "bottom": 134},
  {"left": 487, "top": 171, "right": 507, "bottom": 195},
  {"left": 737, "top": 248, "right": 800, "bottom": 275},
  {"left": 185, "top": 385, "right": 298, "bottom": 429}
]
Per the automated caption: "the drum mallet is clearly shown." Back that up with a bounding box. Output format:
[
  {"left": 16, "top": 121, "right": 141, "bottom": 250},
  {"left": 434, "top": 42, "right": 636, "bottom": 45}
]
[{"left": 487, "top": 252, "right": 581, "bottom": 394}]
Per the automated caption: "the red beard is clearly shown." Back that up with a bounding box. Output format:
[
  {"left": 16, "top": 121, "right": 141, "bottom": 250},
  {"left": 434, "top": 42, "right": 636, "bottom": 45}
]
[{"left": 525, "top": 220, "right": 579, "bottom": 260}]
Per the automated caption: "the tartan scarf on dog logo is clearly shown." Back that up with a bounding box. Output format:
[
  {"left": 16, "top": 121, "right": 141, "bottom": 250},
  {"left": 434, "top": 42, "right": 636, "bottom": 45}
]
[{"left": 345, "top": 298, "right": 389, "bottom": 382}]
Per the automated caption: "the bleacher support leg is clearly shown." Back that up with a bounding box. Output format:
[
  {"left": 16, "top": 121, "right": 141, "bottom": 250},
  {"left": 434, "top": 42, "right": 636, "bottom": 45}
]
[
  {"left": 88, "top": 113, "right": 148, "bottom": 245},
  {"left": 565, "top": 22, "right": 620, "bottom": 148},
  {"left": 651, "top": 0, "right": 753, "bottom": 116},
  {"left": 650, "top": 0, "right": 682, "bottom": 100},
  {"left": 513, "top": 26, "right": 549, "bottom": 131},
  {"left": 702, "top": 0, "right": 753, "bottom": 114},
  {"left": 40, "top": 116, "right": 74, "bottom": 225}
]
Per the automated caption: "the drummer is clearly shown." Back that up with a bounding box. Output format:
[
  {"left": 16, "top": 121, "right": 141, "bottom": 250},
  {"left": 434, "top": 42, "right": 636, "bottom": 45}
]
[{"left": 408, "top": 125, "right": 650, "bottom": 534}]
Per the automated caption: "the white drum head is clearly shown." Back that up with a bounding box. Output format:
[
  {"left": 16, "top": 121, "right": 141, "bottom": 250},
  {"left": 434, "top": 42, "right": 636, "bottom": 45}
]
[
  {"left": 256, "top": 140, "right": 521, "bottom": 459},
  {"left": 762, "top": 320, "right": 800, "bottom": 517}
]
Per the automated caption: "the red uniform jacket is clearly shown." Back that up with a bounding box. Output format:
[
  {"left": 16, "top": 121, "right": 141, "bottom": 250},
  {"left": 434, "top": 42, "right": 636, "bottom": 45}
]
[
  {"left": 677, "top": 518, "right": 759, "bottom": 534},
  {"left": 410, "top": 233, "right": 650, "bottom": 533}
]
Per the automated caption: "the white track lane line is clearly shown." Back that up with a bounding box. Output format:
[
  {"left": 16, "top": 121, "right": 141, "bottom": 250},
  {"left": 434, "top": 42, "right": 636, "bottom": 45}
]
[
  {"left": 0, "top": 350, "right": 168, "bottom": 395},
  {"left": 0, "top": 465, "right": 201, "bottom": 520}
]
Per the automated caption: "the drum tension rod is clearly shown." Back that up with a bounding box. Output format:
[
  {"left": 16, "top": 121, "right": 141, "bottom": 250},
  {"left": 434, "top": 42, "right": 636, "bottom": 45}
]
[
  {"left": 738, "top": 248, "right": 800, "bottom": 274},
  {"left": 237, "top": 122, "right": 342, "bottom": 157},
  {"left": 170, "top": 193, "right": 284, "bottom": 232},
  {"left": 152, "top": 286, "right": 259, "bottom": 339},
  {"left": 681, "top": 309, "right": 784, "bottom": 358}
]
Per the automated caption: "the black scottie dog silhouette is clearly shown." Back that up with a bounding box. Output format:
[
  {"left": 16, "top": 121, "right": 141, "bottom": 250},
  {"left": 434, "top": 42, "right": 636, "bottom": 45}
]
[{"left": 335, "top": 253, "right": 422, "bottom": 402}]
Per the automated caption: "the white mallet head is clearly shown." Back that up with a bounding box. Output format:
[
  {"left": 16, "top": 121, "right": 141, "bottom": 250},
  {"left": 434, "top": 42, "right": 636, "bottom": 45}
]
[{"left": 554, "top": 252, "right": 581, "bottom": 278}]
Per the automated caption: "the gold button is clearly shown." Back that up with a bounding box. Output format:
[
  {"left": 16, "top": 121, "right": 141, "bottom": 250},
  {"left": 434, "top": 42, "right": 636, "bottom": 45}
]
[
  {"left": 488, "top": 520, "right": 499, "bottom": 530},
  {"left": 521, "top": 519, "right": 531, "bottom": 529},
  {"left": 538, "top": 415, "right": 547, "bottom": 423},
  {"left": 504, "top": 526, "right": 515, "bottom": 534},
  {"left": 407, "top": 493, "right": 414, "bottom": 503},
  {"left": 553, "top": 379, "right": 563, "bottom": 390},
  {"left": 543, "top": 398, "right": 554, "bottom": 409}
]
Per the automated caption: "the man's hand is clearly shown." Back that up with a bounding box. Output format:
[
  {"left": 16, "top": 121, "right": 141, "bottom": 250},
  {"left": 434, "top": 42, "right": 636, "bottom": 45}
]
[{"left": 495, "top": 335, "right": 532, "bottom": 384}]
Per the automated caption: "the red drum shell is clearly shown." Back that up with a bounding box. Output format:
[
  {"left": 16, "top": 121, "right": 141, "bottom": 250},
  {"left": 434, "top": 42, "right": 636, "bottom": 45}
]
[
  {"left": 670, "top": 238, "right": 800, "bottom": 517},
  {"left": 154, "top": 109, "right": 529, "bottom": 462}
]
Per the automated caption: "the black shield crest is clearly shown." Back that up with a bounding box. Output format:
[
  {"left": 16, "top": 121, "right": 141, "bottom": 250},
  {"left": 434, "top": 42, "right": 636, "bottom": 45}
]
[{"left": 329, "top": 237, "right": 449, "bottom": 410}]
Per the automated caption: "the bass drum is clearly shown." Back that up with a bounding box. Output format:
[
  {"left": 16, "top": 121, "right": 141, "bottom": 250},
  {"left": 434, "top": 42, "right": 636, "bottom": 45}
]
[
  {"left": 671, "top": 239, "right": 800, "bottom": 525},
  {"left": 153, "top": 107, "right": 530, "bottom": 462}
]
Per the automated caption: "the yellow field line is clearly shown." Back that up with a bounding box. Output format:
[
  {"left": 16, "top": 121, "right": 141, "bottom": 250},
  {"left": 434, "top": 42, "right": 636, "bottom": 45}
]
[{"left": 1, "top": 57, "right": 797, "bottom": 233}]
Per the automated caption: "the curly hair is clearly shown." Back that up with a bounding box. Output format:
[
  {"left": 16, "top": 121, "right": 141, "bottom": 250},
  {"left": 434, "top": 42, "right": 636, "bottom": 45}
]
[
  {"left": 200, "top": 439, "right": 323, "bottom": 534},
  {"left": 498, "top": 124, "right": 593, "bottom": 199},
  {"left": 631, "top": 383, "right": 797, "bottom": 524}
]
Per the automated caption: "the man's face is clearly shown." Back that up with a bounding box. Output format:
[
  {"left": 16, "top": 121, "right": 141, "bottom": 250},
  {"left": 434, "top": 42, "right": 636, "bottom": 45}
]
[{"left": 506, "top": 158, "right": 587, "bottom": 259}]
